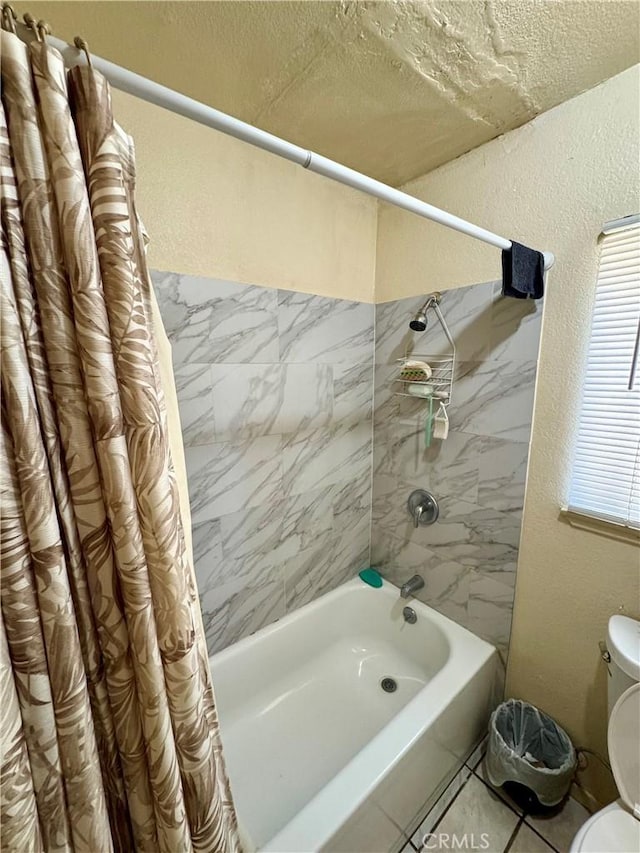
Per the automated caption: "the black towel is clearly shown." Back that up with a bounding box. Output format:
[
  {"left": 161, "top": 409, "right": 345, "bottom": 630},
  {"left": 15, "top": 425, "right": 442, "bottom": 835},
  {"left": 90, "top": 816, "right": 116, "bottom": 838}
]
[{"left": 502, "top": 241, "right": 545, "bottom": 299}]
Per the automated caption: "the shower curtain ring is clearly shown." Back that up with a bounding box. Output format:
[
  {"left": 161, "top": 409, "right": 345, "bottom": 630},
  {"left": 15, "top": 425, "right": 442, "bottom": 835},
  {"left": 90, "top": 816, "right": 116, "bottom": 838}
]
[
  {"left": 1, "top": 3, "right": 17, "bottom": 33},
  {"left": 36, "top": 19, "right": 51, "bottom": 41},
  {"left": 22, "top": 12, "right": 42, "bottom": 40},
  {"left": 73, "top": 35, "right": 93, "bottom": 68}
]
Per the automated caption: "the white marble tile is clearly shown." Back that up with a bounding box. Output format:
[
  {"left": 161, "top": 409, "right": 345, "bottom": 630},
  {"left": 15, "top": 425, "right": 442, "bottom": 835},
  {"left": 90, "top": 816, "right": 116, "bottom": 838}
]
[
  {"left": 466, "top": 572, "right": 514, "bottom": 647},
  {"left": 375, "top": 284, "right": 494, "bottom": 366},
  {"left": 173, "top": 363, "right": 215, "bottom": 446},
  {"left": 191, "top": 519, "right": 223, "bottom": 580},
  {"left": 278, "top": 291, "right": 374, "bottom": 364},
  {"left": 371, "top": 471, "right": 444, "bottom": 543},
  {"left": 185, "top": 435, "right": 283, "bottom": 522},
  {"left": 152, "top": 271, "right": 279, "bottom": 363},
  {"left": 201, "top": 571, "right": 286, "bottom": 655},
  {"left": 161, "top": 270, "right": 545, "bottom": 658},
  {"left": 371, "top": 470, "right": 402, "bottom": 525},
  {"left": 489, "top": 282, "right": 544, "bottom": 365},
  {"left": 373, "top": 363, "right": 425, "bottom": 429},
  {"left": 526, "top": 797, "right": 591, "bottom": 852},
  {"left": 372, "top": 495, "right": 518, "bottom": 578},
  {"left": 373, "top": 428, "right": 481, "bottom": 506},
  {"left": 427, "top": 775, "right": 519, "bottom": 853},
  {"left": 201, "top": 530, "right": 280, "bottom": 603},
  {"left": 333, "top": 467, "right": 373, "bottom": 535},
  {"left": 414, "top": 496, "right": 521, "bottom": 582},
  {"left": 422, "top": 285, "right": 494, "bottom": 362},
  {"left": 282, "top": 537, "right": 343, "bottom": 611},
  {"left": 372, "top": 534, "right": 470, "bottom": 625},
  {"left": 282, "top": 509, "right": 370, "bottom": 613},
  {"left": 372, "top": 534, "right": 434, "bottom": 583},
  {"left": 218, "top": 500, "right": 295, "bottom": 573},
  {"left": 281, "top": 363, "right": 334, "bottom": 432},
  {"left": 282, "top": 421, "right": 372, "bottom": 497},
  {"left": 375, "top": 295, "right": 427, "bottom": 365},
  {"left": 195, "top": 515, "right": 286, "bottom": 654},
  {"left": 281, "top": 484, "right": 337, "bottom": 555},
  {"left": 452, "top": 360, "right": 537, "bottom": 442},
  {"left": 210, "top": 363, "right": 333, "bottom": 441},
  {"left": 333, "top": 362, "right": 374, "bottom": 428},
  {"left": 477, "top": 437, "right": 530, "bottom": 515},
  {"left": 509, "top": 823, "right": 555, "bottom": 852},
  {"left": 210, "top": 363, "right": 282, "bottom": 441},
  {"left": 331, "top": 511, "right": 371, "bottom": 583}
]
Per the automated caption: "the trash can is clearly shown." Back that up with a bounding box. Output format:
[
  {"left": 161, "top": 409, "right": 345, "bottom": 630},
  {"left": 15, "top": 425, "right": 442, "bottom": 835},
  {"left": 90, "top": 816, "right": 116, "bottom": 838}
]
[{"left": 485, "top": 699, "right": 577, "bottom": 809}]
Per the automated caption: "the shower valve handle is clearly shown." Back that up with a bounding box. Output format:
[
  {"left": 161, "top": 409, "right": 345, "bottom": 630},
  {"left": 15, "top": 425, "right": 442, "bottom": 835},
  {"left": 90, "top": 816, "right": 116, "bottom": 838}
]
[{"left": 408, "top": 490, "right": 439, "bottom": 527}]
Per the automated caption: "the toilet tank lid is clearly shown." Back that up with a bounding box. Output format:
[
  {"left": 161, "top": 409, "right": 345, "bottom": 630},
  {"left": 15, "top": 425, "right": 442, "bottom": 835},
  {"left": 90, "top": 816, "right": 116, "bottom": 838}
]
[{"left": 607, "top": 616, "right": 640, "bottom": 681}]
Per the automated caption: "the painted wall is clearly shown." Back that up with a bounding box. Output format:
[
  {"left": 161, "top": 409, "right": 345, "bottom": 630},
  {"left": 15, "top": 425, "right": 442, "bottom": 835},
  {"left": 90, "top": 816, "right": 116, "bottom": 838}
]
[
  {"left": 110, "top": 89, "right": 377, "bottom": 302},
  {"left": 152, "top": 271, "right": 374, "bottom": 654},
  {"left": 371, "top": 283, "right": 542, "bottom": 691},
  {"left": 375, "top": 65, "right": 640, "bottom": 806}
]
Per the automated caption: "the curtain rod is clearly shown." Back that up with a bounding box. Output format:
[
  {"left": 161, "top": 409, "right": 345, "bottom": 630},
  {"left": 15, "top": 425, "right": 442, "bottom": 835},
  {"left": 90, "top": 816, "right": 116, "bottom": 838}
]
[{"left": 23, "top": 26, "right": 555, "bottom": 271}]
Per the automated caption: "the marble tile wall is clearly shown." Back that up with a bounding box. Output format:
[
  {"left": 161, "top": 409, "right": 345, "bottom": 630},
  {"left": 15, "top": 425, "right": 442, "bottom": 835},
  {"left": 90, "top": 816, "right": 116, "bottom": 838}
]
[
  {"left": 153, "top": 271, "right": 374, "bottom": 654},
  {"left": 371, "top": 282, "right": 542, "bottom": 662}
]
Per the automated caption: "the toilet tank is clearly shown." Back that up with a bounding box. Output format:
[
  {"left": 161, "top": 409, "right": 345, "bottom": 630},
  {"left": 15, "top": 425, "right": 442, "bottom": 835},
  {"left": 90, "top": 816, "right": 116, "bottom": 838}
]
[{"left": 607, "top": 615, "right": 640, "bottom": 714}]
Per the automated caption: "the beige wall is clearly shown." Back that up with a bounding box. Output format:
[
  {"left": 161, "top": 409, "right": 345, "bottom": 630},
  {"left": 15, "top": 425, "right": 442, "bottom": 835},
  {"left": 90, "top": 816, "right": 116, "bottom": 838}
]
[
  {"left": 111, "top": 89, "right": 377, "bottom": 302},
  {"left": 376, "top": 66, "right": 640, "bottom": 807}
]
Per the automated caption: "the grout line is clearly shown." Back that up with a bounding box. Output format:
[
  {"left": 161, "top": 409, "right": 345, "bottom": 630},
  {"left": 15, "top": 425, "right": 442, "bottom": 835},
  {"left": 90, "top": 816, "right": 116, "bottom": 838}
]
[
  {"left": 430, "top": 771, "right": 474, "bottom": 834},
  {"left": 410, "top": 763, "right": 473, "bottom": 842},
  {"left": 521, "top": 818, "right": 561, "bottom": 853},
  {"left": 465, "top": 745, "right": 487, "bottom": 772},
  {"left": 502, "top": 816, "right": 525, "bottom": 853},
  {"left": 397, "top": 835, "right": 419, "bottom": 853},
  {"left": 379, "top": 800, "right": 418, "bottom": 853}
]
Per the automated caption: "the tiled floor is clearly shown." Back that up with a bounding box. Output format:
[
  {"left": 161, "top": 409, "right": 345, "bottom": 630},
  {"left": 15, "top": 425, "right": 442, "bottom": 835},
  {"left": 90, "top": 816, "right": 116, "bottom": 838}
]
[{"left": 401, "top": 741, "right": 590, "bottom": 853}]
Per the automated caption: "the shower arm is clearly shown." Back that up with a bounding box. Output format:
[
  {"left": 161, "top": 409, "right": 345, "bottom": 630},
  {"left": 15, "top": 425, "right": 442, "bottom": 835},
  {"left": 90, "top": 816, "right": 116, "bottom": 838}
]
[
  {"left": 15, "top": 23, "right": 555, "bottom": 272},
  {"left": 414, "top": 293, "right": 456, "bottom": 354}
]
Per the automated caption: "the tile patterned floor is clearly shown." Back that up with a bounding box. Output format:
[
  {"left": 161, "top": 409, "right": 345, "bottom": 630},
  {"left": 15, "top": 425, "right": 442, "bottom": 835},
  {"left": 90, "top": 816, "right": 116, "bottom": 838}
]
[{"left": 401, "top": 741, "right": 590, "bottom": 853}]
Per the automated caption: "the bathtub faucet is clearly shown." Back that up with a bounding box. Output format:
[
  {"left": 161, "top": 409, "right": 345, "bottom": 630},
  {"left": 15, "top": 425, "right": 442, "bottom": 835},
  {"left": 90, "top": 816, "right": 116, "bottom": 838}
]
[{"left": 400, "top": 574, "right": 425, "bottom": 599}]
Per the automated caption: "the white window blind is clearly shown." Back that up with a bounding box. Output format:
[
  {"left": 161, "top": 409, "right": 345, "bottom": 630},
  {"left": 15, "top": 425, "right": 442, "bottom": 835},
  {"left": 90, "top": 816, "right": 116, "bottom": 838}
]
[{"left": 568, "top": 215, "right": 640, "bottom": 530}]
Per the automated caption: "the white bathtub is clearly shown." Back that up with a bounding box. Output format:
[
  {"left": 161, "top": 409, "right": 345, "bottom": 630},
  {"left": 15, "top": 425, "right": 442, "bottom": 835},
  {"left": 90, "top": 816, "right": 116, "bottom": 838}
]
[{"left": 210, "top": 578, "right": 498, "bottom": 853}]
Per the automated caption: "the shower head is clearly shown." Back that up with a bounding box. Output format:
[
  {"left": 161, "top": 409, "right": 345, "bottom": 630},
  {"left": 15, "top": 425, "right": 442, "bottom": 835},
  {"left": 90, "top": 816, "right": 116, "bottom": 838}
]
[
  {"left": 409, "top": 311, "right": 428, "bottom": 332},
  {"left": 409, "top": 293, "right": 441, "bottom": 332}
]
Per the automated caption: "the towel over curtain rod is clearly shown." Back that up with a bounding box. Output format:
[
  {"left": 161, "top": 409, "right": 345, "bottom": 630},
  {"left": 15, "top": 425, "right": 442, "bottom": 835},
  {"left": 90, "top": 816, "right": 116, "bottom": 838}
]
[{"left": 19, "top": 23, "right": 555, "bottom": 272}]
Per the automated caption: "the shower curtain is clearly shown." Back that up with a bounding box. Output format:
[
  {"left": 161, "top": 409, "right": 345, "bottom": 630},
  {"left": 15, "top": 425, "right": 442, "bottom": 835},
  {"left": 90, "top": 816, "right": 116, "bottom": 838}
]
[{"left": 0, "top": 28, "right": 240, "bottom": 853}]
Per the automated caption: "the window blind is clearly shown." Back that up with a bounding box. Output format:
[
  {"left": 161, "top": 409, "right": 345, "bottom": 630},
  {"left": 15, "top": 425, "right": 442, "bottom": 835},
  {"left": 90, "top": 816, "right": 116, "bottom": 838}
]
[{"left": 568, "top": 216, "right": 640, "bottom": 529}]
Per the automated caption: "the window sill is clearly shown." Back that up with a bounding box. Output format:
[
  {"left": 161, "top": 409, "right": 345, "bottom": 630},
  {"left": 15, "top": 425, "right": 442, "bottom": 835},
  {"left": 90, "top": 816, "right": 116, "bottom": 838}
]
[{"left": 560, "top": 508, "right": 640, "bottom": 545}]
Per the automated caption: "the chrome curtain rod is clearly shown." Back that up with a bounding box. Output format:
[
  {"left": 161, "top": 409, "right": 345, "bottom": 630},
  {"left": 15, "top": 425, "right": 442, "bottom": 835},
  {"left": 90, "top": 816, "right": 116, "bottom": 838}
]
[{"left": 20, "top": 25, "right": 555, "bottom": 271}]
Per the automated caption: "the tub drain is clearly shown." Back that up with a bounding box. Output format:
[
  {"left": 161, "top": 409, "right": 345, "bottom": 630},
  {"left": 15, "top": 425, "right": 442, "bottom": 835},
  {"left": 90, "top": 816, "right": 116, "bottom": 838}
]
[{"left": 380, "top": 677, "right": 397, "bottom": 693}]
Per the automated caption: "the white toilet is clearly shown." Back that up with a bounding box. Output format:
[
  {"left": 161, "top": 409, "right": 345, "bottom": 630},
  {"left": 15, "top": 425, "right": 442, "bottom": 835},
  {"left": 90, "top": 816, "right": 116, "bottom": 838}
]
[{"left": 570, "top": 615, "right": 640, "bottom": 853}]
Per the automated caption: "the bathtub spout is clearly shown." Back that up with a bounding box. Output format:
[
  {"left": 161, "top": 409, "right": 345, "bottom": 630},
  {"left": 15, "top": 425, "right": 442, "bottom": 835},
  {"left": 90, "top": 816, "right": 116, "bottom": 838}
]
[{"left": 400, "top": 574, "right": 425, "bottom": 599}]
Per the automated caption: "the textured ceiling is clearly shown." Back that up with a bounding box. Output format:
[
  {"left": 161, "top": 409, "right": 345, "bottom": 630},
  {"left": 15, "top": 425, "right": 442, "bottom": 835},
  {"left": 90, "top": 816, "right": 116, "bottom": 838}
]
[{"left": 22, "top": 1, "right": 640, "bottom": 185}]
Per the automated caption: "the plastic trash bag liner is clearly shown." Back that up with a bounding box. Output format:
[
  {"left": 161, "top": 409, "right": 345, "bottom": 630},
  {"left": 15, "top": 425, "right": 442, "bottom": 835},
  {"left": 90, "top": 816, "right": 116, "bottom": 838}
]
[{"left": 485, "top": 699, "right": 577, "bottom": 807}]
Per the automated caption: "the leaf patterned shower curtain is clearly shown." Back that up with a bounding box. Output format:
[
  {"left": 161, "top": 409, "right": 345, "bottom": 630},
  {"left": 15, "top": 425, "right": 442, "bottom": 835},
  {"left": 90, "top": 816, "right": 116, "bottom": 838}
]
[{"left": 0, "top": 27, "right": 240, "bottom": 853}]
